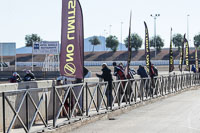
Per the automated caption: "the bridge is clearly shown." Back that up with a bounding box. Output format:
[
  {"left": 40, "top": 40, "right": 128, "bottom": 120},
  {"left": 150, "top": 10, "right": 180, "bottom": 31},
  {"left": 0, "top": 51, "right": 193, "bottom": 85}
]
[{"left": 0, "top": 73, "right": 199, "bottom": 133}]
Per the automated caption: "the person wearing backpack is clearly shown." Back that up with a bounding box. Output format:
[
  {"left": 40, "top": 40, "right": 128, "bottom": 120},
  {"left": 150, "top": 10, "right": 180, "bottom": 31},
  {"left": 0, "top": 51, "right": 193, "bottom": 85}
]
[{"left": 149, "top": 63, "right": 158, "bottom": 95}]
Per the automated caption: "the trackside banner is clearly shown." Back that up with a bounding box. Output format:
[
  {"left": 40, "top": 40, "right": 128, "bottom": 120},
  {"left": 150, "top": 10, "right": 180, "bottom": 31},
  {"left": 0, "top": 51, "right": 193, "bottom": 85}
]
[
  {"left": 144, "top": 21, "right": 150, "bottom": 73},
  {"left": 195, "top": 46, "right": 199, "bottom": 72},
  {"left": 60, "top": 0, "right": 84, "bottom": 79},
  {"left": 169, "top": 28, "right": 174, "bottom": 72},
  {"left": 184, "top": 36, "right": 190, "bottom": 71},
  {"left": 179, "top": 34, "right": 185, "bottom": 72}
]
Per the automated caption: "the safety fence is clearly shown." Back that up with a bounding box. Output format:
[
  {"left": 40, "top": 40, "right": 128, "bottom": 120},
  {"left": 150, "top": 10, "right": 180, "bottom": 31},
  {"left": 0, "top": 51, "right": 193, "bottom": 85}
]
[{"left": 1, "top": 73, "right": 200, "bottom": 133}]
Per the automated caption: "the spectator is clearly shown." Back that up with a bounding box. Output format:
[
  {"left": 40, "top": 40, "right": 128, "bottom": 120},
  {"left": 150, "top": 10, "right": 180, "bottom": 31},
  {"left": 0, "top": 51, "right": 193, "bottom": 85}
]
[
  {"left": 113, "top": 62, "right": 126, "bottom": 80},
  {"left": 137, "top": 65, "right": 149, "bottom": 97},
  {"left": 137, "top": 65, "right": 148, "bottom": 78},
  {"left": 113, "top": 62, "right": 127, "bottom": 102},
  {"left": 96, "top": 63, "right": 113, "bottom": 107},
  {"left": 149, "top": 63, "right": 158, "bottom": 95},
  {"left": 24, "top": 70, "right": 35, "bottom": 81},
  {"left": 9, "top": 72, "right": 22, "bottom": 83}
]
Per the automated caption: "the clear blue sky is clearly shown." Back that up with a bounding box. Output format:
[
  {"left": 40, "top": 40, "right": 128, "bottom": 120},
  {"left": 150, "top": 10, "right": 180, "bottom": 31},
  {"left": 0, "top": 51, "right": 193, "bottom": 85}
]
[{"left": 0, "top": 0, "right": 200, "bottom": 48}]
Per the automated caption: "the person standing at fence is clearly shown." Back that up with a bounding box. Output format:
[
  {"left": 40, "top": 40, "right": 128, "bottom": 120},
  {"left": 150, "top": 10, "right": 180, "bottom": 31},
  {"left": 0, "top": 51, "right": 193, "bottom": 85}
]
[
  {"left": 113, "top": 62, "right": 127, "bottom": 102},
  {"left": 137, "top": 65, "right": 149, "bottom": 97},
  {"left": 149, "top": 63, "right": 158, "bottom": 95},
  {"left": 96, "top": 63, "right": 113, "bottom": 107},
  {"left": 113, "top": 62, "right": 126, "bottom": 80}
]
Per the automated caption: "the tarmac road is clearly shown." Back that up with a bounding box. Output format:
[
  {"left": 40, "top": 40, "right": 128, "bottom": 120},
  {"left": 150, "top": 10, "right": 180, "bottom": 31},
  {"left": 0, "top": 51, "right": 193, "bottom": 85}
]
[{"left": 70, "top": 88, "right": 200, "bottom": 133}]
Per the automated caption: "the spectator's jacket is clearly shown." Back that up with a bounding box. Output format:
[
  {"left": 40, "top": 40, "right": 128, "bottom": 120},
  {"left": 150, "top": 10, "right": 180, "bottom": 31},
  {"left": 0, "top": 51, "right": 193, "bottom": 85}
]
[
  {"left": 96, "top": 66, "right": 113, "bottom": 82},
  {"left": 9, "top": 75, "right": 22, "bottom": 83},
  {"left": 114, "top": 65, "right": 126, "bottom": 80},
  {"left": 24, "top": 73, "right": 35, "bottom": 81},
  {"left": 137, "top": 66, "right": 148, "bottom": 78}
]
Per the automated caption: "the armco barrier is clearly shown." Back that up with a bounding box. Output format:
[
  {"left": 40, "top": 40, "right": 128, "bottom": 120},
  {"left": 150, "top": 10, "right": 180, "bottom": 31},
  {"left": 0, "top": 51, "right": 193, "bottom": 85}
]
[{"left": 0, "top": 73, "right": 200, "bottom": 133}]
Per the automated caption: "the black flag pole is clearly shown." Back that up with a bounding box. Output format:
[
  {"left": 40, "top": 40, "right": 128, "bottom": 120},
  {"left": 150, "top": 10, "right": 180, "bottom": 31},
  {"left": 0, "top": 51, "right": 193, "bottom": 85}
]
[{"left": 125, "top": 11, "right": 132, "bottom": 77}]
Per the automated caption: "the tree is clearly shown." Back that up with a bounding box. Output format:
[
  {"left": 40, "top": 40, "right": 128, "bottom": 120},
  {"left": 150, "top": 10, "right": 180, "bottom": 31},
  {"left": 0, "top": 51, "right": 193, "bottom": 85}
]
[
  {"left": 89, "top": 36, "right": 101, "bottom": 52},
  {"left": 194, "top": 33, "right": 200, "bottom": 48},
  {"left": 172, "top": 34, "right": 183, "bottom": 51},
  {"left": 25, "top": 34, "right": 42, "bottom": 47},
  {"left": 124, "top": 33, "right": 142, "bottom": 52},
  {"left": 150, "top": 35, "right": 164, "bottom": 52},
  {"left": 106, "top": 35, "right": 119, "bottom": 52}
]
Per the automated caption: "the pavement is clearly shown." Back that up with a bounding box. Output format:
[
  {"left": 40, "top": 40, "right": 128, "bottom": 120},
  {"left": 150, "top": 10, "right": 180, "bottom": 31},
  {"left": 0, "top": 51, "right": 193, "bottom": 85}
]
[{"left": 70, "top": 88, "right": 200, "bottom": 133}]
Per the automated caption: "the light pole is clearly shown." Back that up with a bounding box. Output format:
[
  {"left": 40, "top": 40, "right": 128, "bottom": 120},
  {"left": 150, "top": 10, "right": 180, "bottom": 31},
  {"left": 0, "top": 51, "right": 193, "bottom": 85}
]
[
  {"left": 104, "top": 29, "right": 107, "bottom": 51},
  {"left": 121, "top": 22, "right": 123, "bottom": 51},
  {"left": 0, "top": 43, "right": 3, "bottom": 71},
  {"left": 150, "top": 14, "right": 160, "bottom": 57},
  {"left": 109, "top": 25, "right": 112, "bottom": 35},
  {"left": 187, "top": 14, "right": 190, "bottom": 42}
]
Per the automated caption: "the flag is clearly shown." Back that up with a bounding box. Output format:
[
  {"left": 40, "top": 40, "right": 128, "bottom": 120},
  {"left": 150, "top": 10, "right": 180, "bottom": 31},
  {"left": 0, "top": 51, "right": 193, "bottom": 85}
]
[
  {"left": 195, "top": 46, "right": 199, "bottom": 72},
  {"left": 169, "top": 28, "right": 174, "bottom": 72},
  {"left": 184, "top": 36, "right": 190, "bottom": 71},
  {"left": 144, "top": 21, "right": 151, "bottom": 74},
  {"left": 179, "top": 34, "right": 185, "bottom": 72},
  {"left": 60, "top": 0, "right": 84, "bottom": 79},
  {"left": 125, "top": 11, "right": 132, "bottom": 77}
]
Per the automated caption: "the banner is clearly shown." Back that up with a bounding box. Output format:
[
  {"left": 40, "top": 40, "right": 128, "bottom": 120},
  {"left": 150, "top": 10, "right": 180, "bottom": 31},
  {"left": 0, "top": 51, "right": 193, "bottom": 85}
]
[
  {"left": 195, "top": 46, "right": 199, "bottom": 72},
  {"left": 184, "top": 36, "right": 190, "bottom": 71},
  {"left": 144, "top": 22, "right": 151, "bottom": 74},
  {"left": 125, "top": 11, "right": 132, "bottom": 77},
  {"left": 169, "top": 28, "right": 174, "bottom": 72},
  {"left": 33, "top": 41, "right": 59, "bottom": 55},
  {"left": 179, "top": 34, "right": 185, "bottom": 72},
  {"left": 60, "top": 0, "right": 84, "bottom": 79}
]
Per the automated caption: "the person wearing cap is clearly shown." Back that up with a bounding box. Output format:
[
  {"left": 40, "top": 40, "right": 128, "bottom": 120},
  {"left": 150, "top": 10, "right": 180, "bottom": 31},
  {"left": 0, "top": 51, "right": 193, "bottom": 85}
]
[
  {"left": 9, "top": 72, "right": 22, "bottom": 83},
  {"left": 96, "top": 63, "right": 113, "bottom": 107},
  {"left": 24, "top": 70, "right": 36, "bottom": 81}
]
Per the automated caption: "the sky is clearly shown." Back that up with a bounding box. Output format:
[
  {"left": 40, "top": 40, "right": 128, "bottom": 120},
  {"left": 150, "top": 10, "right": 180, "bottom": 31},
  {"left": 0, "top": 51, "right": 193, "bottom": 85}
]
[{"left": 0, "top": 0, "right": 200, "bottom": 49}]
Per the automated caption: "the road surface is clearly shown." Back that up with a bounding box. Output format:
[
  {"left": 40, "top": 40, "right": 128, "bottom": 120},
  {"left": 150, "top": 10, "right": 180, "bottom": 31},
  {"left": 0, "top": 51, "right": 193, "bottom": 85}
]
[{"left": 70, "top": 88, "right": 200, "bottom": 133}]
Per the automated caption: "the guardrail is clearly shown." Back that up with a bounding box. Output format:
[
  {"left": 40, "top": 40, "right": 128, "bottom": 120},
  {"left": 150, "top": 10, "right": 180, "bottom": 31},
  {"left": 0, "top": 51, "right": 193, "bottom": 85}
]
[{"left": 1, "top": 73, "right": 200, "bottom": 133}]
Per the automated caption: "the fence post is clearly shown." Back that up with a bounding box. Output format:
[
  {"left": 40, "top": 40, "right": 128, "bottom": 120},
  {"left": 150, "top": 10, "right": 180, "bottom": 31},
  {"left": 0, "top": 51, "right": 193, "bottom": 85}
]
[
  {"left": 82, "top": 83, "right": 84, "bottom": 115},
  {"left": 2, "top": 92, "right": 6, "bottom": 133},
  {"left": 45, "top": 89, "right": 48, "bottom": 125},
  {"left": 86, "top": 82, "right": 89, "bottom": 116},
  {"left": 53, "top": 80, "right": 56, "bottom": 127},
  {"left": 26, "top": 86, "right": 29, "bottom": 131}
]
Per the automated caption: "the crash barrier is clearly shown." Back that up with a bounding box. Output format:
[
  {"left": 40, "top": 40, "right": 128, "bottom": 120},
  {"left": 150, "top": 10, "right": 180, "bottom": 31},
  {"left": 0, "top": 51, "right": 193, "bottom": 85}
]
[{"left": 1, "top": 73, "right": 200, "bottom": 133}]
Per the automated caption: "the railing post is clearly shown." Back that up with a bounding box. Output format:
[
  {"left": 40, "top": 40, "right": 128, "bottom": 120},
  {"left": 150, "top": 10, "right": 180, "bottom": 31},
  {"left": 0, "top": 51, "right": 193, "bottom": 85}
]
[
  {"left": 134, "top": 81, "right": 137, "bottom": 102},
  {"left": 82, "top": 83, "right": 84, "bottom": 115},
  {"left": 86, "top": 82, "right": 89, "bottom": 116},
  {"left": 2, "top": 92, "right": 6, "bottom": 133},
  {"left": 45, "top": 89, "right": 48, "bottom": 125},
  {"left": 97, "top": 84, "right": 100, "bottom": 112},
  {"left": 53, "top": 80, "right": 56, "bottom": 127},
  {"left": 26, "top": 86, "right": 29, "bottom": 132}
]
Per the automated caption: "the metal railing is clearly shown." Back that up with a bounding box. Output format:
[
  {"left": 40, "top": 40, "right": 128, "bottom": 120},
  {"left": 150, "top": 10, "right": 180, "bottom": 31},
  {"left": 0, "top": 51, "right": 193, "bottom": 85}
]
[{"left": 1, "top": 73, "right": 200, "bottom": 133}]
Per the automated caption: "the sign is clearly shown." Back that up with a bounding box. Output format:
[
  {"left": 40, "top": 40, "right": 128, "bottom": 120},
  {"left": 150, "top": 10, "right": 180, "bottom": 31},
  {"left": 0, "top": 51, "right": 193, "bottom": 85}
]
[{"left": 33, "top": 41, "right": 59, "bottom": 55}]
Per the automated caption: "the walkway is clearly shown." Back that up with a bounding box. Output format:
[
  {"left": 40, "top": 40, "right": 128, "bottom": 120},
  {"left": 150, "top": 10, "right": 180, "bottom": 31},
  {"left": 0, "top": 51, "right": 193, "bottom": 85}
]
[{"left": 70, "top": 88, "right": 200, "bottom": 133}]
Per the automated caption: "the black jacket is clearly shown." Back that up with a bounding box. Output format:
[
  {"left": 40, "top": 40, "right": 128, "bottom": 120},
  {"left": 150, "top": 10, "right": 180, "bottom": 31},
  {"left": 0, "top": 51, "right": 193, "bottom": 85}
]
[
  {"left": 137, "top": 66, "right": 148, "bottom": 78},
  {"left": 96, "top": 66, "right": 113, "bottom": 82}
]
